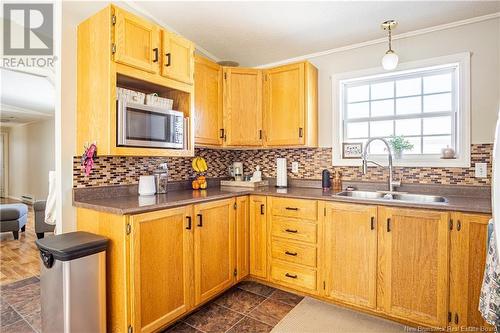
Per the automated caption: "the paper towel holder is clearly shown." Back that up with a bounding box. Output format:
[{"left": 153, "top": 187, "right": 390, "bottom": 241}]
[{"left": 276, "top": 157, "right": 288, "bottom": 188}]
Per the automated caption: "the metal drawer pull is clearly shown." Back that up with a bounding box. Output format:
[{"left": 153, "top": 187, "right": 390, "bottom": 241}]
[
  {"left": 153, "top": 48, "right": 159, "bottom": 62},
  {"left": 197, "top": 214, "right": 203, "bottom": 227},
  {"left": 285, "top": 251, "right": 298, "bottom": 256},
  {"left": 285, "top": 229, "right": 298, "bottom": 233},
  {"left": 285, "top": 207, "right": 299, "bottom": 211},
  {"left": 370, "top": 217, "right": 375, "bottom": 230},
  {"left": 260, "top": 204, "right": 265, "bottom": 215},
  {"left": 457, "top": 220, "right": 461, "bottom": 231},
  {"left": 285, "top": 273, "right": 297, "bottom": 279},
  {"left": 186, "top": 216, "right": 192, "bottom": 230},
  {"left": 165, "top": 52, "right": 171, "bottom": 67},
  {"left": 387, "top": 218, "right": 391, "bottom": 232},
  {"left": 454, "top": 313, "right": 459, "bottom": 324}
]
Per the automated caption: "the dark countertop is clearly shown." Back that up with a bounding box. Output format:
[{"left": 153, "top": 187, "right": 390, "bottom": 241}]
[{"left": 73, "top": 185, "right": 492, "bottom": 216}]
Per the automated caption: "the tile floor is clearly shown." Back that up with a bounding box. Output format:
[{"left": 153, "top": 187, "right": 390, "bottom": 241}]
[
  {"left": 0, "top": 276, "right": 41, "bottom": 333},
  {"left": 0, "top": 199, "right": 42, "bottom": 285},
  {"left": 163, "top": 281, "right": 304, "bottom": 333},
  {"left": 0, "top": 279, "right": 300, "bottom": 333}
]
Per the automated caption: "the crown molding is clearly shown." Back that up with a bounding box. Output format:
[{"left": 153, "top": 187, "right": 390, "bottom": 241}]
[
  {"left": 121, "top": 0, "right": 221, "bottom": 62},
  {"left": 255, "top": 12, "right": 500, "bottom": 68}
]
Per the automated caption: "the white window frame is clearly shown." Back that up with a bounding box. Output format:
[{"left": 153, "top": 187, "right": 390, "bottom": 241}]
[{"left": 332, "top": 52, "right": 470, "bottom": 167}]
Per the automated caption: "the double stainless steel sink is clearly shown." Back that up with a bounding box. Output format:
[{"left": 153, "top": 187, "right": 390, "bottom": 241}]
[{"left": 335, "top": 190, "right": 447, "bottom": 203}]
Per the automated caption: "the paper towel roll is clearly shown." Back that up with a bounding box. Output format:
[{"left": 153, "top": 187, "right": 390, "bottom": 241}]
[{"left": 276, "top": 158, "right": 287, "bottom": 188}]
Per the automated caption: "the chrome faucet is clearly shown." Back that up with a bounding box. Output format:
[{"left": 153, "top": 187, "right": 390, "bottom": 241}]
[{"left": 361, "top": 138, "right": 400, "bottom": 192}]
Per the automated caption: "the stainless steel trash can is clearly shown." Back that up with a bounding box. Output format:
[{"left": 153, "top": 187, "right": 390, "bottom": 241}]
[{"left": 35, "top": 231, "right": 108, "bottom": 333}]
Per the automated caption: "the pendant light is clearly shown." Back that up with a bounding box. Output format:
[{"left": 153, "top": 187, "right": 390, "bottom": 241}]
[{"left": 381, "top": 20, "right": 398, "bottom": 70}]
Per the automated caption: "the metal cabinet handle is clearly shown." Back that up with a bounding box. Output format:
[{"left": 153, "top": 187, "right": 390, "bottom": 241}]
[
  {"left": 153, "top": 48, "right": 159, "bottom": 62},
  {"left": 457, "top": 220, "right": 461, "bottom": 231},
  {"left": 197, "top": 214, "right": 203, "bottom": 227},
  {"left": 370, "top": 217, "right": 375, "bottom": 230},
  {"left": 186, "top": 216, "right": 192, "bottom": 230},
  {"left": 260, "top": 204, "right": 265, "bottom": 215},
  {"left": 219, "top": 128, "right": 225, "bottom": 139},
  {"left": 387, "top": 218, "right": 391, "bottom": 232},
  {"left": 449, "top": 219, "right": 453, "bottom": 230},
  {"left": 285, "top": 273, "right": 297, "bottom": 279},
  {"left": 165, "top": 52, "right": 171, "bottom": 66},
  {"left": 285, "top": 251, "right": 298, "bottom": 256},
  {"left": 259, "top": 129, "right": 263, "bottom": 140},
  {"left": 299, "top": 127, "right": 303, "bottom": 138},
  {"left": 285, "top": 207, "right": 299, "bottom": 211},
  {"left": 285, "top": 229, "right": 298, "bottom": 233},
  {"left": 454, "top": 313, "right": 459, "bottom": 324}
]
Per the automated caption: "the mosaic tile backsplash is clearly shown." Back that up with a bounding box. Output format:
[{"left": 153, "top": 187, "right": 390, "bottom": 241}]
[{"left": 73, "top": 144, "right": 492, "bottom": 188}]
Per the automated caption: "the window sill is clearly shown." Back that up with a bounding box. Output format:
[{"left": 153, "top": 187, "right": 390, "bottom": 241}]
[{"left": 332, "top": 155, "right": 471, "bottom": 168}]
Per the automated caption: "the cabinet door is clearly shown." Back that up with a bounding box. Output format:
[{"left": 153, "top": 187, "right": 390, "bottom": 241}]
[
  {"left": 161, "top": 30, "right": 194, "bottom": 84},
  {"left": 236, "top": 196, "right": 250, "bottom": 281},
  {"left": 130, "top": 206, "right": 193, "bottom": 333},
  {"left": 378, "top": 207, "right": 449, "bottom": 327},
  {"left": 223, "top": 68, "right": 263, "bottom": 146},
  {"left": 194, "top": 56, "right": 223, "bottom": 146},
  {"left": 324, "top": 203, "right": 377, "bottom": 309},
  {"left": 450, "top": 213, "right": 492, "bottom": 330},
  {"left": 194, "top": 199, "right": 235, "bottom": 305},
  {"left": 264, "top": 62, "right": 305, "bottom": 146},
  {"left": 114, "top": 7, "right": 160, "bottom": 73},
  {"left": 249, "top": 195, "right": 268, "bottom": 278}
]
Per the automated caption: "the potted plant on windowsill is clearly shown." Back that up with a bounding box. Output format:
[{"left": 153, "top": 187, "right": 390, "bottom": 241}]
[{"left": 389, "top": 135, "right": 414, "bottom": 159}]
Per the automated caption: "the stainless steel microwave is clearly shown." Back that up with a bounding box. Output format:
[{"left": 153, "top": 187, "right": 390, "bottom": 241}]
[{"left": 117, "top": 100, "right": 184, "bottom": 149}]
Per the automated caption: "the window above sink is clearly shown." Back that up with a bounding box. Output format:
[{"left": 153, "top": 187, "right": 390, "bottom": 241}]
[{"left": 332, "top": 52, "right": 471, "bottom": 168}]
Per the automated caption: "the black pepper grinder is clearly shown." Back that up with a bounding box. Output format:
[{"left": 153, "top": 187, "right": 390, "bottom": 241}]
[{"left": 322, "top": 169, "right": 331, "bottom": 191}]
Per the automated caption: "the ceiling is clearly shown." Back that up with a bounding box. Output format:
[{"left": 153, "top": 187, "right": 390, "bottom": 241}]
[
  {"left": 0, "top": 68, "right": 54, "bottom": 127},
  {"left": 135, "top": 1, "right": 500, "bottom": 67}
]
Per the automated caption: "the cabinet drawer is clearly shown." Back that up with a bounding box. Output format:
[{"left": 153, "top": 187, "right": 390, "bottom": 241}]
[
  {"left": 271, "top": 262, "right": 317, "bottom": 291},
  {"left": 271, "top": 218, "right": 317, "bottom": 244},
  {"left": 271, "top": 240, "right": 316, "bottom": 267},
  {"left": 270, "top": 198, "right": 317, "bottom": 220}
]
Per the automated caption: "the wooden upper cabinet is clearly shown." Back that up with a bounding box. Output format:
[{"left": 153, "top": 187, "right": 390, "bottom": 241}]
[
  {"left": 378, "top": 207, "right": 449, "bottom": 328},
  {"left": 324, "top": 202, "right": 377, "bottom": 309},
  {"left": 161, "top": 30, "right": 194, "bottom": 84},
  {"left": 193, "top": 199, "right": 235, "bottom": 305},
  {"left": 113, "top": 7, "right": 160, "bottom": 73},
  {"left": 194, "top": 56, "right": 223, "bottom": 146},
  {"left": 129, "top": 206, "right": 193, "bottom": 333},
  {"left": 223, "top": 68, "right": 263, "bottom": 146},
  {"left": 450, "top": 213, "right": 492, "bottom": 330},
  {"left": 249, "top": 195, "right": 268, "bottom": 279},
  {"left": 264, "top": 61, "right": 317, "bottom": 147}
]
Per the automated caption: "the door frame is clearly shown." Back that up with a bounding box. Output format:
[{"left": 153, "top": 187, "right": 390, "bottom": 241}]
[{"left": 0, "top": 131, "right": 9, "bottom": 198}]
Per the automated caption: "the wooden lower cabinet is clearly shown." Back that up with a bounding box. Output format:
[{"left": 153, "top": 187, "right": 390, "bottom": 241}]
[
  {"left": 323, "top": 202, "right": 377, "bottom": 309},
  {"left": 77, "top": 196, "right": 492, "bottom": 333},
  {"left": 249, "top": 195, "right": 268, "bottom": 279},
  {"left": 236, "top": 196, "right": 250, "bottom": 281},
  {"left": 449, "top": 212, "right": 491, "bottom": 330},
  {"left": 193, "top": 198, "right": 236, "bottom": 305},
  {"left": 378, "top": 207, "right": 450, "bottom": 328},
  {"left": 129, "top": 206, "right": 193, "bottom": 333}
]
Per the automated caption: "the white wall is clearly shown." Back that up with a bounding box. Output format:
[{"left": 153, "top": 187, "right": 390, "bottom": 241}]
[
  {"left": 5, "top": 119, "right": 55, "bottom": 201},
  {"left": 309, "top": 17, "right": 500, "bottom": 147}
]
